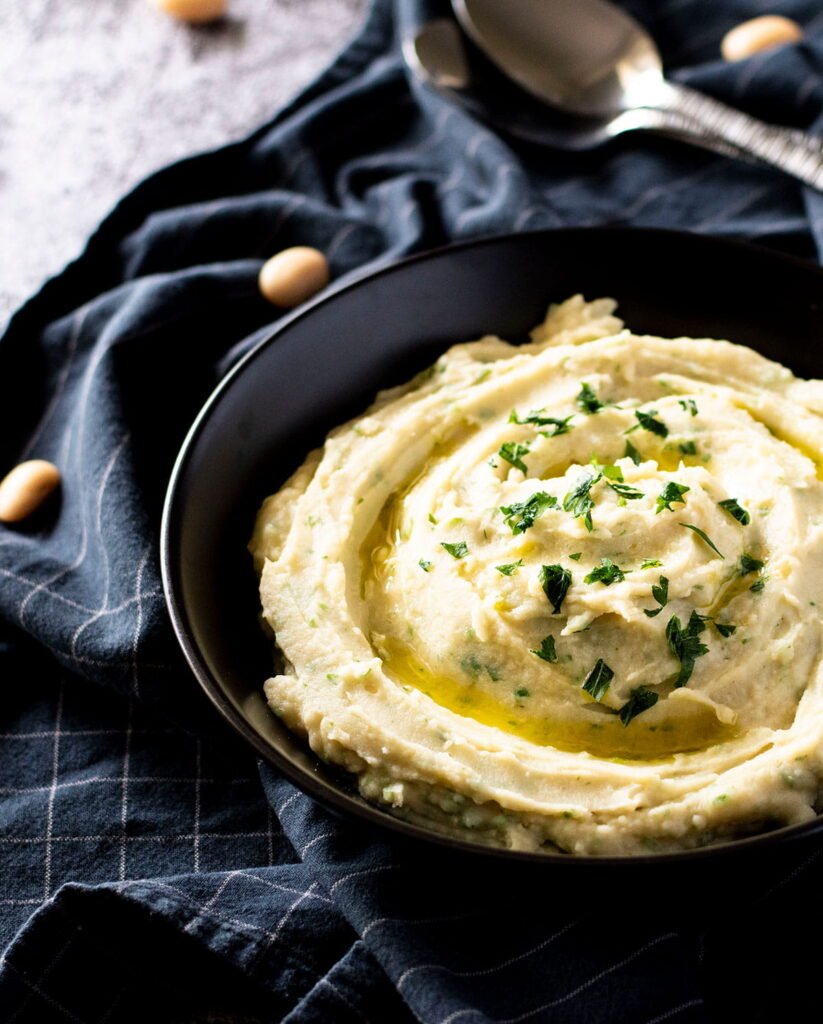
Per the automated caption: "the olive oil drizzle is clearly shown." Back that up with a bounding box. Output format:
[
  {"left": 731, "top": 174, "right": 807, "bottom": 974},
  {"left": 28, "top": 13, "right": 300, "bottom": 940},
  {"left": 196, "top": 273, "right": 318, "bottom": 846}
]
[{"left": 359, "top": 441, "right": 737, "bottom": 761}]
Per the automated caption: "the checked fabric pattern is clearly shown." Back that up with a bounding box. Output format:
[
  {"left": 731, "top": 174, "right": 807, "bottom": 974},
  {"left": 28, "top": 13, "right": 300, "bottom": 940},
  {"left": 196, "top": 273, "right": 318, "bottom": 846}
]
[{"left": 2, "top": 0, "right": 823, "bottom": 1020}]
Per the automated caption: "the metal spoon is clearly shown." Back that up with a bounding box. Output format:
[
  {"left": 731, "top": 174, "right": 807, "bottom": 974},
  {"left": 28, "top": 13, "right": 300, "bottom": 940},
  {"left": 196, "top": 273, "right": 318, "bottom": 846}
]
[
  {"left": 452, "top": 0, "right": 823, "bottom": 191},
  {"left": 405, "top": 18, "right": 749, "bottom": 161}
]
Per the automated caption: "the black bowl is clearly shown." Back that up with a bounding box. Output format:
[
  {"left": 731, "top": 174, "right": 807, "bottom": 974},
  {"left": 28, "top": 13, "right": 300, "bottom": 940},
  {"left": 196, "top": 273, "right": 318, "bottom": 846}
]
[{"left": 161, "top": 227, "right": 823, "bottom": 864}]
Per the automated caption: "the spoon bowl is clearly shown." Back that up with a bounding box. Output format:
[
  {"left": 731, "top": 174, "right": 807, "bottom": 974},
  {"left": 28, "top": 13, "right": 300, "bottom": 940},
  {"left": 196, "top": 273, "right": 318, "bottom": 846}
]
[
  {"left": 453, "top": 0, "right": 662, "bottom": 119},
  {"left": 405, "top": 19, "right": 613, "bottom": 149}
]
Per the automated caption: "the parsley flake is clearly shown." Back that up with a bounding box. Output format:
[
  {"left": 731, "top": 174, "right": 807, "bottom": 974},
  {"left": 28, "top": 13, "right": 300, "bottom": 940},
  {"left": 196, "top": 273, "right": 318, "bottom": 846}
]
[
  {"left": 678, "top": 440, "right": 697, "bottom": 456},
  {"left": 739, "top": 553, "right": 764, "bottom": 574},
  {"left": 576, "top": 382, "right": 604, "bottom": 414},
  {"left": 679, "top": 398, "right": 698, "bottom": 416},
  {"left": 627, "top": 409, "right": 669, "bottom": 437},
  {"left": 510, "top": 409, "right": 574, "bottom": 436},
  {"left": 539, "top": 564, "right": 572, "bottom": 614},
  {"left": 666, "top": 611, "right": 710, "bottom": 687},
  {"left": 582, "top": 659, "right": 614, "bottom": 701},
  {"left": 656, "top": 481, "right": 690, "bottom": 514},
  {"left": 625, "top": 440, "right": 642, "bottom": 466},
  {"left": 715, "top": 622, "right": 737, "bottom": 637},
  {"left": 750, "top": 578, "right": 767, "bottom": 593},
  {"left": 641, "top": 559, "right": 662, "bottom": 569},
  {"left": 718, "top": 498, "right": 750, "bottom": 526},
  {"left": 584, "top": 558, "right": 626, "bottom": 586},
  {"left": 680, "top": 523, "right": 724, "bottom": 558},
  {"left": 531, "top": 636, "right": 558, "bottom": 663},
  {"left": 597, "top": 462, "right": 644, "bottom": 501},
  {"left": 619, "top": 686, "right": 659, "bottom": 726},
  {"left": 643, "top": 575, "right": 669, "bottom": 618},
  {"left": 500, "top": 491, "right": 558, "bottom": 534},
  {"left": 609, "top": 480, "right": 645, "bottom": 501},
  {"left": 441, "top": 541, "right": 468, "bottom": 559},
  {"left": 418, "top": 559, "right": 432, "bottom": 572},
  {"left": 498, "top": 441, "right": 531, "bottom": 475},
  {"left": 539, "top": 417, "right": 575, "bottom": 438},
  {"left": 495, "top": 560, "right": 523, "bottom": 576},
  {"left": 562, "top": 471, "right": 601, "bottom": 532},
  {"left": 569, "top": 552, "right": 582, "bottom": 561},
  {"left": 515, "top": 687, "right": 530, "bottom": 698}
]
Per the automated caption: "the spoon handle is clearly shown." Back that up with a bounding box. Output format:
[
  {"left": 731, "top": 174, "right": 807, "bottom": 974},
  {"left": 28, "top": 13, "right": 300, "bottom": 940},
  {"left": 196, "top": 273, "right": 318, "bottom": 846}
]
[
  {"left": 652, "top": 82, "right": 823, "bottom": 191},
  {"left": 609, "top": 108, "right": 757, "bottom": 164}
]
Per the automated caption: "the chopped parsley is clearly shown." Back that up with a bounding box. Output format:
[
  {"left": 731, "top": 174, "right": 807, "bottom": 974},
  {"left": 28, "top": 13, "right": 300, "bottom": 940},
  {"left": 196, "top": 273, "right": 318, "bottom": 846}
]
[
  {"left": 509, "top": 408, "right": 574, "bottom": 436},
  {"left": 562, "top": 471, "right": 601, "bottom": 531},
  {"left": 576, "top": 382, "right": 605, "bottom": 414},
  {"left": 539, "top": 416, "right": 575, "bottom": 438},
  {"left": 515, "top": 687, "right": 530, "bottom": 699},
  {"left": 428, "top": 512, "right": 438, "bottom": 525},
  {"left": 495, "top": 560, "right": 523, "bottom": 576},
  {"left": 609, "top": 480, "right": 645, "bottom": 501},
  {"left": 441, "top": 541, "right": 468, "bottom": 559},
  {"left": 582, "top": 659, "right": 614, "bottom": 701},
  {"left": 656, "top": 481, "right": 690, "bottom": 514},
  {"left": 627, "top": 409, "right": 669, "bottom": 437},
  {"left": 740, "top": 553, "right": 764, "bottom": 575},
  {"left": 643, "top": 575, "right": 669, "bottom": 618},
  {"left": 498, "top": 441, "right": 531, "bottom": 474},
  {"left": 619, "top": 686, "right": 659, "bottom": 726},
  {"left": 418, "top": 559, "right": 432, "bottom": 572},
  {"left": 666, "top": 611, "right": 710, "bottom": 687},
  {"left": 500, "top": 491, "right": 558, "bottom": 534},
  {"left": 539, "top": 564, "right": 572, "bottom": 614},
  {"left": 679, "top": 398, "right": 698, "bottom": 416},
  {"left": 678, "top": 440, "right": 697, "bottom": 456},
  {"left": 584, "top": 558, "right": 626, "bottom": 586},
  {"left": 531, "top": 635, "right": 558, "bottom": 662},
  {"left": 509, "top": 407, "right": 554, "bottom": 426},
  {"left": 741, "top": 561, "right": 765, "bottom": 593},
  {"left": 718, "top": 498, "right": 751, "bottom": 526},
  {"left": 715, "top": 622, "right": 737, "bottom": 637},
  {"left": 680, "top": 523, "right": 724, "bottom": 558},
  {"left": 625, "top": 440, "right": 642, "bottom": 465},
  {"left": 597, "top": 461, "right": 644, "bottom": 500},
  {"left": 641, "top": 559, "right": 662, "bottom": 569},
  {"left": 569, "top": 552, "right": 582, "bottom": 561}
]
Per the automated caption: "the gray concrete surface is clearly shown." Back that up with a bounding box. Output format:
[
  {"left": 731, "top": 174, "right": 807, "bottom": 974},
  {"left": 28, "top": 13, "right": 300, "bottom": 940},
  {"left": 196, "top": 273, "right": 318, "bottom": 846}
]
[{"left": 1, "top": 0, "right": 367, "bottom": 329}]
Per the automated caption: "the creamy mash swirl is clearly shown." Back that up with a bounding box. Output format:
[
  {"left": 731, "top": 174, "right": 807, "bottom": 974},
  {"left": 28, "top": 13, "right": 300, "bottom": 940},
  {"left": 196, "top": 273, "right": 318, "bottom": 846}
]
[{"left": 250, "top": 296, "right": 823, "bottom": 854}]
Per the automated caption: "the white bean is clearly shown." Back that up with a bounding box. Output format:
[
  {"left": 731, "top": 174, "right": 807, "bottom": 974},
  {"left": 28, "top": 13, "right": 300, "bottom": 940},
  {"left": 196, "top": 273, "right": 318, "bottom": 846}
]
[
  {"left": 721, "top": 15, "right": 803, "bottom": 63},
  {"left": 0, "top": 460, "right": 61, "bottom": 523},
  {"left": 149, "top": 0, "right": 227, "bottom": 24},
  {"left": 258, "top": 247, "right": 331, "bottom": 308}
]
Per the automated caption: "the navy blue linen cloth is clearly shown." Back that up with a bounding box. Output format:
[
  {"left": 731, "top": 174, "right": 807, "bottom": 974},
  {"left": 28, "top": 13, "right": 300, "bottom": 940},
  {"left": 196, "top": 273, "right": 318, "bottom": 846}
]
[{"left": 3, "top": 0, "right": 823, "bottom": 1020}]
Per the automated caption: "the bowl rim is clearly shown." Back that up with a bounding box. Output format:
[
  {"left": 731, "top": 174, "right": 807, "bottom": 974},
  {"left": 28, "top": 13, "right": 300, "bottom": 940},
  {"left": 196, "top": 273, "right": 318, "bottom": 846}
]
[{"left": 161, "top": 225, "right": 823, "bottom": 865}]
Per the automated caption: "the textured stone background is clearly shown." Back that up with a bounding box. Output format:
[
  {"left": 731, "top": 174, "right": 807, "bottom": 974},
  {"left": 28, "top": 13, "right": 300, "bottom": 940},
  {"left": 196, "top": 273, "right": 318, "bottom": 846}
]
[{"left": 1, "top": 0, "right": 367, "bottom": 330}]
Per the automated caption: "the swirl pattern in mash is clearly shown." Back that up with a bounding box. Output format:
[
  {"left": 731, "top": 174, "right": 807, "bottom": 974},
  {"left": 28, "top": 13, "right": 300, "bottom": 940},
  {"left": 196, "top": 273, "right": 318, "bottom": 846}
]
[{"left": 250, "top": 296, "right": 823, "bottom": 854}]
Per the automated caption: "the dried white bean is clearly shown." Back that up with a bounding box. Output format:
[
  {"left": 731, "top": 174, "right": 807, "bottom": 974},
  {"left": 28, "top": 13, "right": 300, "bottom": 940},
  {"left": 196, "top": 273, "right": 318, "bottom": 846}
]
[
  {"left": 258, "top": 247, "right": 331, "bottom": 309},
  {"left": 721, "top": 15, "right": 803, "bottom": 63},
  {"left": 149, "top": 0, "right": 227, "bottom": 25},
  {"left": 0, "top": 460, "right": 61, "bottom": 523}
]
